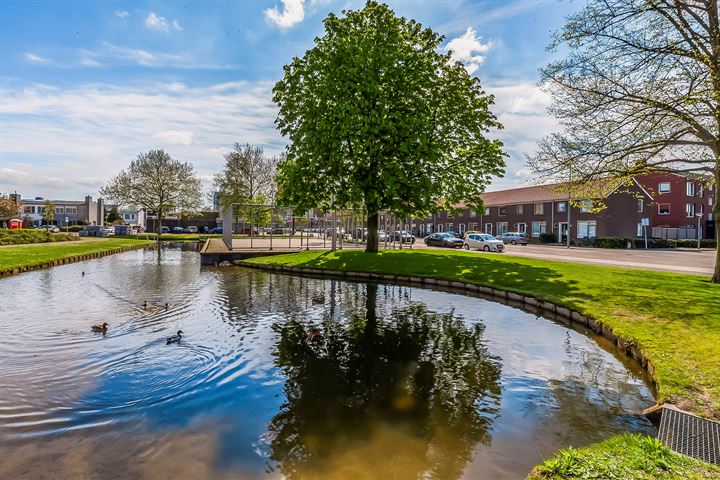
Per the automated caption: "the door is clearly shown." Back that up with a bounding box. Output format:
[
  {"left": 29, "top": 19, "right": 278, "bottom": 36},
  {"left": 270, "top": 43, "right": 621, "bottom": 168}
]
[{"left": 559, "top": 222, "right": 569, "bottom": 242}]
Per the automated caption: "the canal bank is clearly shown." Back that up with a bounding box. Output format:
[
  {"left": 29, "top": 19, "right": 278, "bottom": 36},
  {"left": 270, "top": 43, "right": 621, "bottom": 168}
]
[{"left": 0, "top": 238, "right": 156, "bottom": 276}]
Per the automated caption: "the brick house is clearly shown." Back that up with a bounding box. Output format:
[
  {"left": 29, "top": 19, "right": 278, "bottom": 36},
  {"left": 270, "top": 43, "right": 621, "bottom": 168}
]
[{"left": 407, "top": 173, "right": 715, "bottom": 242}]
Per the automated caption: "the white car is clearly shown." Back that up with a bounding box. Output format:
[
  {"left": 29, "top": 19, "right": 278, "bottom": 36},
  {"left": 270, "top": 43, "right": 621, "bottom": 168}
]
[
  {"left": 463, "top": 233, "right": 505, "bottom": 252},
  {"left": 39, "top": 225, "right": 60, "bottom": 233},
  {"left": 102, "top": 226, "right": 115, "bottom": 236}
]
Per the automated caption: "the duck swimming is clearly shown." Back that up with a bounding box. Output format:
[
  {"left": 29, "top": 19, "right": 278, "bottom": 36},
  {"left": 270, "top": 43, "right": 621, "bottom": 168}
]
[
  {"left": 166, "top": 330, "right": 183, "bottom": 344},
  {"left": 164, "top": 303, "right": 170, "bottom": 310},
  {"left": 91, "top": 322, "right": 109, "bottom": 332},
  {"left": 143, "top": 301, "right": 148, "bottom": 309}
]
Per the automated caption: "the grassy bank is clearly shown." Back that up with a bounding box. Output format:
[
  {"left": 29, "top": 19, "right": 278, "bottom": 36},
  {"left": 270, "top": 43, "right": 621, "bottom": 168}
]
[
  {"left": 529, "top": 433, "right": 719, "bottom": 479},
  {"left": 0, "top": 238, "right": 156, "bottom": 273},
  {"left": 244, "top": 249, "right": 720, "bottom": 418},
  {"left": 0, "top": 229, "right": 76, "bottom": 245}
]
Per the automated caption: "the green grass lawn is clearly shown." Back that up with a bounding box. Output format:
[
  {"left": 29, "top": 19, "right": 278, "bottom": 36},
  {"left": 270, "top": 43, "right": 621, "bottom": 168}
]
[
  {"left": 528, "top": 433, "right": 720, "bottom": 479},
  {"left": 245, "top": 249, "right": 720, "bottom": 419},
  {"left": 0, "top": 238, "right": 156, "bottom": 272}
]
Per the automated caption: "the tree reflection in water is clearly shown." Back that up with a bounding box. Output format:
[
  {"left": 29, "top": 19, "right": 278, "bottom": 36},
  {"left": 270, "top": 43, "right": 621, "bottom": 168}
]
[{"left": 268, "top": 283, "right": 502, "bottom": 480}]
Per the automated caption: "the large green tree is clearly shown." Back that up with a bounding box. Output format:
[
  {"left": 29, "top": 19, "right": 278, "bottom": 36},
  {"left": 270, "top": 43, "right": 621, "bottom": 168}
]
[
  {"left": 527, "top": 0, "right": 720, "bottom": 282},
  {"left": 100, "top": 149, "right": 203, "bottom": 235},
  {"left": 273, "top": 1, "right": 505, "bottom": 252}
]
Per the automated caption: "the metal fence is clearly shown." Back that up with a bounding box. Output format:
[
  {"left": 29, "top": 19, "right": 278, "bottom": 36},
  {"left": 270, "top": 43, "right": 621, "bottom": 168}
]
[{"left": 220, "top": 203, "right": 420, "bottom": 251}]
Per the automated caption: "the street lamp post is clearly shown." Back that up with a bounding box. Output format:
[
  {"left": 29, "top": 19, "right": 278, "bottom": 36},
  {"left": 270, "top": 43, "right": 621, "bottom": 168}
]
[{"left": 696, "top": 212, "right": 703, "bottom": 251}]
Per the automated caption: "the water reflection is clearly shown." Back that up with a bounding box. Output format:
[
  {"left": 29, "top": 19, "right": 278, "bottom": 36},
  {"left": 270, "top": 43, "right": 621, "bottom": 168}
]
[
  {"left": 0, "top": 248, "right": 655, "bottom": 479},
  {"left": 268, "top": 283, "right": 502, "bottom": 479}
]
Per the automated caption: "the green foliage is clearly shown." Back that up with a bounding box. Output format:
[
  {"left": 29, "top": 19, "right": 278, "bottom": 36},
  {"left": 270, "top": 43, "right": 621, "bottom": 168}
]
[
  {"left": 0, "top": 196, "right": 20, "bottom": 220},
  {"left": 106, "top": 206, "right": 121, "bottom": 223},
  {"left": 0, "top": 229, "right": 75, "bottom": 245},
  {"left": 41, "top": 200, "right": 55, "bottom": 225},
  {"left": 538, "top": 232, "right": 556, "bottom": 243},
  {"left": 273, "top": 1, "right": 505, "bottom": 220},
  {"left": 532, "top": 433, "right": 719, "bottom": 479},
  {"left": 245, "top": 249, "right": 720, "bottom": 419}
]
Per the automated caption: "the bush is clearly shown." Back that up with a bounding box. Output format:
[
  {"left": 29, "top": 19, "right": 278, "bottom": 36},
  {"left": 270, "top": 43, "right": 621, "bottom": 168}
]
[
  {"left": 538, "top": 233, "right": 556, "bottom": 243},
  {"left": 0, "top": 229, "right": 76, "bottom": 245},
  {"left": 675, "top": 238, "right": 716, "bottom": 248}
]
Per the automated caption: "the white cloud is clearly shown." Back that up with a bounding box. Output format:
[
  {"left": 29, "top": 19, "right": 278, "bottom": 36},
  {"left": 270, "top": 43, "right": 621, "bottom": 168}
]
[
  {"left": 172, "top": 20, "right": 183, "bottom": 31},
  {"left": 145, "top": 12, "right": 170, "bottom": 32},
  {"left": 265, "top": 0, "right": 305, "bottom": 28},
  {"left": 0, "top": 81, "right": 285, "bottom": 198},
  {"left": 444, "top": 27, "right": 493, "bottom": 75},
  {"left": 116, "top": 10, "right": 129, "bottom": 18},
  {"left": 152, "top": 130, "right": 194, "bottom": 145},
  {"left": 24, "top": 53, "right": 50, "bottom": 63}
]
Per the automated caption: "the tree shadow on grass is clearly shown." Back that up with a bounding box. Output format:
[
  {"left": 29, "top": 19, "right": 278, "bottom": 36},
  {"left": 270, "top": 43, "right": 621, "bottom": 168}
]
[{"left": 301, "top": 250, "right": 592, "bottom": 309}]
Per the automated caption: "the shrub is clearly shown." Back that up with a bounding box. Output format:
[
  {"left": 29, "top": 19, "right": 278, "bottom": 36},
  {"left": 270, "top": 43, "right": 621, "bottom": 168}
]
[
  {"left": 0, "top": 229, "right": 76, "bottom": 245},
  {"left": 675, "top": 238, "right": 716, "bottom": 248},
  {"left": 538, "top": 233, "right": 556, "bottom": 243}
]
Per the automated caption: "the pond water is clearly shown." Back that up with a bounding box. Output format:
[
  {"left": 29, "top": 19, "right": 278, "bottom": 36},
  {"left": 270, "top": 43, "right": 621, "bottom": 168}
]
[{"left": 0, "top": 246, "right": 655, "bottom": 479}]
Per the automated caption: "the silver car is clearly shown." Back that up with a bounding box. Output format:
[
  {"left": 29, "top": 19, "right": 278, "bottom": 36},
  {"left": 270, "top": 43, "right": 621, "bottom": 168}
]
[
  {"left": 496, "top": 232, "right": 529, "bottom": 245},
  {"left": 463, "top": 233, "right": 505, "bottom": 252}
]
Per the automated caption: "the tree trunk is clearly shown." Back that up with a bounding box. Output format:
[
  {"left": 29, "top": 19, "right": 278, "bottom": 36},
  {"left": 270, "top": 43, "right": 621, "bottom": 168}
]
[
  {"left": 157, "top": 211, "right": 163, "bottom": 237},
  {"left": 365, "top": 211, "right": 379, "bottom": 253},
  {"left": 713, "top": 177, "right": 720, "bottom": 284}
]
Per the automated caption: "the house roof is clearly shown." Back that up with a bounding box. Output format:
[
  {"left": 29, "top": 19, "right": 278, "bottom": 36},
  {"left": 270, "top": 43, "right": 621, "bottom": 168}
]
[{"left": 479, "top": 184, "right": 571, "bottom": 207}]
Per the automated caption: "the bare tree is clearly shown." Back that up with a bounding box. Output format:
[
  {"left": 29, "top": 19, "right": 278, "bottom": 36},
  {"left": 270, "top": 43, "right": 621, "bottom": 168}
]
[
  {"left": 527, "top": 0, "right": 720, "bottom": 282},
  {"left": 41, "top": 200, "right": 55, "bottom": 226},
  {"left": 101, "top": 149, "right": 203, "bottom": 235}
]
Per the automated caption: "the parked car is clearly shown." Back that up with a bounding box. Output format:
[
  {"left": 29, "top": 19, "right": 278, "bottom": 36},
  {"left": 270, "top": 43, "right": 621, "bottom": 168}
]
[
  {"left": 161, "top": 226, "right": 170, "bottom": 234},
  {"left": 463, "top": 233, "right": 505, "bottom": 252},
  {"left": 496, "top": 232, "right": 529, "bottom": 245},
  {"left": 209, "top": 227, "right": 223, "bottom": 234},
  {"left": 446, "top": 231, "right": 464, "bottom": 239},
  {"left": 389, "top": 230, "right": 416, "bottom": 243},
  {"left": 102, "top": 226, "right": 115, "bottom": 236},
  {"left": 38, "top": 225, "right": 60, "bottom": 233},
  {"left": 172, "top": 226, "right": 184, "bottom": 233},
  {"left": 424, "top": 232, "right": 464, "bottom": 248},
  {"left": 183, "top": 226, "right": 198, "bottom": 233}
]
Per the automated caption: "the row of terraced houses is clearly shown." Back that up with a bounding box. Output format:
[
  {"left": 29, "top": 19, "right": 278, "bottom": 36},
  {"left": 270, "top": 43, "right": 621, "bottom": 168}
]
[{"left": 407, "top": 172, "right": 716, "bottom": 242}]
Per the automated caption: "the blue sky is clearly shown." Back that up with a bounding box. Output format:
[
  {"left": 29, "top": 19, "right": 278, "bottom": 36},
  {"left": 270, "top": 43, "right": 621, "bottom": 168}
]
[{"left": 0, "top": 0, "right": 580, "bottom": 200}]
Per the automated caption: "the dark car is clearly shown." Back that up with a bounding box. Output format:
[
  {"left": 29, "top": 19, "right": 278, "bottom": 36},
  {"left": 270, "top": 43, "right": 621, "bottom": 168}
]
[
  {"left": 172, "top": 226, "right": 184, "bottom": 233},
  {"left": 424, "top": 232, "right": 464, "bottom": 248},
  {"left": 446, "top": 231, "right": 464, "bottom": 239},
  {"left": 209, "top": 227, "right": 223, "bottom": 234},
  {"left": 389, "top": 230, "right": 416, "bottom": 244}
]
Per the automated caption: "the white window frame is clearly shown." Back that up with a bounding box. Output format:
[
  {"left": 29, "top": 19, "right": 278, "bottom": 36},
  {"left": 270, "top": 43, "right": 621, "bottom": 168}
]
[
  {"left": 55, "top": 207, "right": 64, "bottom": 214},
  {"left": 658, "top": 182, "right": 671, "bottom": 193},
  {"left": 484, "top": 207, "right": 490, "bottom": 215},
  {"left": 484, "top": 223, "right": 492, "bottom": 235},
  {"left": 65, "top": 206, "right": 78, "bottom": 215},
  {"left": 577, "top": 220, "right": 597, "bottom": 239},
  {"left": 497, "top": 222, "right": 508, "bottom": 235},
  {"left": 468, "top": 222, "right": 477, "bottom": 232},
  {"left": 516, "top": 223, "right": 527, "bottom": 234},
  {"left": 534, "top": 203, "right": 544, "bottom": 215},
  {"left": 686, "top": 203, "right": 695, "bottom": 218},
  {"left": 686, "top": 182, "right": 695, "bottom": 196},
  {"left": 580, "top": 200, "right": 593, "bottom": 213},
  {"left": 469, "top": 209, "right": 476, "bottom": 218},
  {"left": 658, "top": 203, "right": 670, "bottom": 215},
  {"left": 531, "top": 221, "right": 546, "bottom": 237},
  {"left": 556, "top": 202, "right": 566, "bottom": 213},
  {"left": 458, "top": 223, "right": 466, "bottom": 235},
  {"left": 637, "top": 223, "right": 643, "bottom": 237},
  {"left": 637, "top": 199, "right": 643, "bottom": 213},
  {"left": 516, "top": 204, "right": 524, "bottom": 214}
]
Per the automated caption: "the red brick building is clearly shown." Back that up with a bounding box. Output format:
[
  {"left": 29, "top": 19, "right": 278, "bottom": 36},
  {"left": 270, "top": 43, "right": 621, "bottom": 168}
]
[{"left": 409, "top": 173, "right": 715, "bottom": 242}]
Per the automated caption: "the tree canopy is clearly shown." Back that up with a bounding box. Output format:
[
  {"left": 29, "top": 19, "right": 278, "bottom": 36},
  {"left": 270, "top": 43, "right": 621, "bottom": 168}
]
[
  {"left": 527, "top": 0, "right": 720, "bottom": 282},
  {"left": 0, "top": 196, "right": 20, "bottom": 221},
  {"left": 273, "top": 1, "right": 505, "bottom": 252},
  {"left": 41, "top": 201, "right": 55, "bottom": 225},
  {"left": 100, "top": 149, "right": 203, "bottom": 234}
]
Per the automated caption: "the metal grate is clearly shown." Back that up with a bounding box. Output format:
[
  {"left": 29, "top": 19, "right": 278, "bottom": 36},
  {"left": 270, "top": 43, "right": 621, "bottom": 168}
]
[{"left": 657, "top": 405, "right": 720, "bottom": 465}]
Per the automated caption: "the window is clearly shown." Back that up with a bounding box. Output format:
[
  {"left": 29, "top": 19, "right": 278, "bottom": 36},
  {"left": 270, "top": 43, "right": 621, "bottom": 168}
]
[
  {"left": 516, "top": 204, "right": 524, "bottom": 214},
  {"left": 468, "top": 223, "right": 477, "bottom": 232},
  {"left": 484, "top": 207, "right": 490, "bottom": 215},
  {"left": 658, "top": 203, "right": 670, "bottom": 215},
  {"left": 686, "top": 182, "right": 695, "bottom": 196},
  {"left": 497, "top": 222, "right": 508, "bottom": 235},
  {"left": 65, "top": 206, "right": 77, "bottom": 214},
  {"left": 55, "top": 207, "right": 64, "bottom": 214},
  {"left": 580, "top": 200, "right": 593, "bottom": 212},
  {"left": 436, "top": 224, "right": 444, "bottom": 233},
  {"left": 469, "top": 209, "right": 477, "bottom": 218},
  {"left": 516, "top": 223, "right": 527, "bottom": 234},
  {"left": 637, "top": 199, "right": 644, "bottom": 213},
  {"left": 498, "top": 206, "right": 507, "bottom": 216},
  {"left": 577, "top": 220, "right": 597, "bottom": 239},
  {"left": 458, "top": 223, "right": 466, "bottom": 234},
  {"left": 699, "top": 205, "right": 704, "bottom": 215},
  {"left": 686, "top": 203, "right": 695, "bottom": 218},
  {"left": 556, "top": 202, "right": 566, "bottom": 213},
  {"left": 710, "top": 197, "right": 715, "bottom": 206},
  {"left": 658, "top": 182, "right": 671, "bottom": 193},
  {"left": 637, "top": 223, "right": 643, "bottom": 237},
  {"left": 484, "top": 223, "right": 493, "bottom": 234},
  {"left": 446, "top": 223, "right": 454, "bottom": 232},
  {"left": 24, "top": 206, "right": 33, "bottom": 213},
  {"left": 534, "top": 203, "right": 544, "bottom": 215},
  {"left": 531, "top": 221, "right": 546, "bottom": 237}
]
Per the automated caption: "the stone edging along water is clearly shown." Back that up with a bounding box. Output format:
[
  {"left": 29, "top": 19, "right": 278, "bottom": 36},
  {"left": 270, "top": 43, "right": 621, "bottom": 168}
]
[
  {"left": 236, "top": 259, "right": 659, "bottom": 390},
  {"left": 0, "top": 243, "right": 152, "bottom": 277}
]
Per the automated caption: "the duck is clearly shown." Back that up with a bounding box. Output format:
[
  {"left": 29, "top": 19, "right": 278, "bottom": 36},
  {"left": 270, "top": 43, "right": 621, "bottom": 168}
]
[
  {"left": 166, "top": 330, "right": 184, "bottom": 344},
  {"left": 143, "top": 300, "right": 148, "bottom": 309},
  {"left": 164, "top": 303, "right": 170, "bottom": 310},
  {"left": 81, "top": 271, "right": 85, "bottom": 277},
  {"left": 91, "top": 322, "right": 109, "bottom": 333}
]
